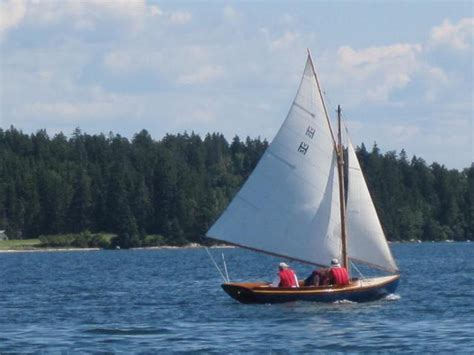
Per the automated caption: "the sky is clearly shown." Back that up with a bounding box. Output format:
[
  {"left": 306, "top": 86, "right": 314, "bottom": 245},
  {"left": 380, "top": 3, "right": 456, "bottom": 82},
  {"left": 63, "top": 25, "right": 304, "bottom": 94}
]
[{"left": 0, "top": 0, "right": 473, "bottom": 170}]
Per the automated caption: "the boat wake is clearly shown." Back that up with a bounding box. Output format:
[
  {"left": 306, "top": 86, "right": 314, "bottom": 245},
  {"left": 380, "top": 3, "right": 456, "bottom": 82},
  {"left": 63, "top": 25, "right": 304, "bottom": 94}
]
[
  {"left": 332, "top": 299, "right": 357, "bottom": 305},
  {"left": 384, "top": 293, "right": 401, "bottom": 301}
]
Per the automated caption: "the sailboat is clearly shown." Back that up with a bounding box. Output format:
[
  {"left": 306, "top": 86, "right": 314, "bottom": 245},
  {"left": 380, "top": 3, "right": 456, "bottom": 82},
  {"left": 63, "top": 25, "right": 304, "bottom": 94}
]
[{"left": 206, "top": 50, "right": 400, "bottom": 304}]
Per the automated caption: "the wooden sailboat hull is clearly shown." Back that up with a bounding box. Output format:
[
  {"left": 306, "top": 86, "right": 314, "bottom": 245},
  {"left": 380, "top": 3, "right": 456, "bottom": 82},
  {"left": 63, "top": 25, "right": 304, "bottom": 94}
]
[{"left": 222, "top": 275, "right": 400, "bottom": 304}]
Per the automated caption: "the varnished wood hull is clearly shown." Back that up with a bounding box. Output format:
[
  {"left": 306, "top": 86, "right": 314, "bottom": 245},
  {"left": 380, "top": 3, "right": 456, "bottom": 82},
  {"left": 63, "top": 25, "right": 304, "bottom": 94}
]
[{"left": 222, "top": 275, "right": 400, "bottom": 304}]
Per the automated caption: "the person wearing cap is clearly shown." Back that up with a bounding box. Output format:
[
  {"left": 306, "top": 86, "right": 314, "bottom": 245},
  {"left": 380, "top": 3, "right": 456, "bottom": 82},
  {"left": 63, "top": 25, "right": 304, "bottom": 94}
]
[
  {"left": 329, "top": 258, "right": 349, "bottom": 286},
  {"left": 276, "top": 262, "right": 299, "bottom": 288}
]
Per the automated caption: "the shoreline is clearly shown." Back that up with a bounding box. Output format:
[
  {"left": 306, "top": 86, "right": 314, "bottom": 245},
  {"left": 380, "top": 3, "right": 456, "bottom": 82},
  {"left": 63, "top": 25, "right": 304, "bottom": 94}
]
[
  {"left": 0, "top": 240, "right": 470, "bottom": 253},
  {"left": 0, "top": 247, "right": 102, "bottom": 253},
  {"left": 0, "top": 243, "right": 235, "bottom": 253}
]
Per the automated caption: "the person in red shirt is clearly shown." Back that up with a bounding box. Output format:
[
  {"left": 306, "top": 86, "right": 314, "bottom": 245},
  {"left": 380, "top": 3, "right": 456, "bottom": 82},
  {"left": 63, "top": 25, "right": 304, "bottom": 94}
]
[
  {"left": 329, "top": 258, "right": 350, "bottom": 286},
  {"left": 277, "top": 262, "right": 299, "bottom": 288}
]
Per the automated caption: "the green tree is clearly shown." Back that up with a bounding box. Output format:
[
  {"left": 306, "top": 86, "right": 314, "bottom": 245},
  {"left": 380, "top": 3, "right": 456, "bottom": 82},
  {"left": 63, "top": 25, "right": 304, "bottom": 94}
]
[
  {"left": 67, "top": 168, "right": 92, "bottom": 233},
  {"left": 0, "top": 125, "right": 471, "bottom": 245}
]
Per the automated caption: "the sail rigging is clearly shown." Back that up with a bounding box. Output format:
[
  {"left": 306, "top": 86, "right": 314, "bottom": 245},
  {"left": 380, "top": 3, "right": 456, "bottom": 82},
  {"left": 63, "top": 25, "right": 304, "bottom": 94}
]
[
  {"left": 345, "top": 137, "right": 399, "bottom": 272},
  {"left": 207, "top": 55, "right": 342, "bottom": 266},
  {"left": 207, "top": 52, "right": 398, "bottom": 274}
]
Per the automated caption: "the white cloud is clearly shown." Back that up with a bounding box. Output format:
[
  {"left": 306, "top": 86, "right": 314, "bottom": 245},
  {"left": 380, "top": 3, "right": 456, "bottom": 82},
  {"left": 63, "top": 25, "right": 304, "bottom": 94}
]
[
  {"left": 103, "top": 49, "right": 166, "bottom": 74},
  {"left": 64, "top": 0, "right": 156, "bottom": 21},
  {"left": 0, "top": 0, "right": 160, "bottom": 38},
  {"left": 1, "top": 5, "right": 472, "bottom": 169},
  {"left": 279, "top": 14, "right": 296, "bottom": 26},
  {"left": 150, "top": 6, "right": 162, "bottom": 17},
  {"left": 334, "top": 44, "right": 422, "bottom": 103},
  {"left": 0, "top": 0, "right": 26, "bottom": 38},
  {"left": 430, "top": 17, "right": 474, "bottom": 50},
  {"left": 103, "top": 51, "right": 133, "bottom": 71},
  {"left": 102, "top": 45, "right": 218, "bottom": 85},
  {"left": 424, "top": 65, "right": 448, "bottom": 83},
  {"left": 188, "top": 108, "right": 216, "bottom": 123},
  {"left": 338, "top": 44, "right": 421, "bottom": 67},
  {"left": 16, "top": 100, "right": 117, "bottom": 124},
  {"left": 223, "top": 5, "right": 240, "bottom": 24},
  {"left": 384, "top": 124, "right": 420, "bottom": 143},
  {"left": 420, "top": 65, "right": 450, "bottom": 102},
  {"left": 73, "top": 18, "right": 95, "bottom": 31},
  {"left": 168, "top": 11, "right": 192, "bottom": 25},
  {"left": 177, "top": 65, "right": 224, "bottom": 85},
  {"left": 324, "top": 31, "right": 470, "bottom": 167},
  {"left": 328, "top": 35, "right": 466, "bottom": 111},
  {"left": 270, "top": 31, "right": 299, "bottom": 50},
  {"left": 366, "top": 73, "right": 411, "bottom": 102}
]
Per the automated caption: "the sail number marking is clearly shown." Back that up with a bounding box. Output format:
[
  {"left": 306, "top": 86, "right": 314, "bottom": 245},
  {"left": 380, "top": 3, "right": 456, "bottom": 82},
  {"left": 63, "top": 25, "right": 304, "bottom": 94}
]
[
  {"left": 306, "top": 126, "right": 315, "bottom": 139},
  {"left": 298, "top": 126, "right": 315, "bottom": 155},
  {"left": 297, "top": 142, "right": 309, "bottom": 155}
]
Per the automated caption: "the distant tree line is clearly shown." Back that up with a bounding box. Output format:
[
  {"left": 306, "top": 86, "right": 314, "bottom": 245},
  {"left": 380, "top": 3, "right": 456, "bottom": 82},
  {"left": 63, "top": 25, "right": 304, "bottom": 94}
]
[{"left": 0, "top": 126, "right": 472, "bottom": 247}]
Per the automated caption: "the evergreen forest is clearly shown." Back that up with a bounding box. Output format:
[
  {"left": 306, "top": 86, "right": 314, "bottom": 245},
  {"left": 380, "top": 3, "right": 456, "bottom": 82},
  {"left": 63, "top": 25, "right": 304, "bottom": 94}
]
[{"left": 0, "top": 126, "right": 472, "bottom": 248}]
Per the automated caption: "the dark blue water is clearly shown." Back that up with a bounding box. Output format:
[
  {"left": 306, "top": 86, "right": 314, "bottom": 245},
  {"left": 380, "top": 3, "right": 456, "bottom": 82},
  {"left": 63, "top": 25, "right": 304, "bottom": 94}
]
[{"left": 0, "top": 242, "right": 473, "bottom": 352}]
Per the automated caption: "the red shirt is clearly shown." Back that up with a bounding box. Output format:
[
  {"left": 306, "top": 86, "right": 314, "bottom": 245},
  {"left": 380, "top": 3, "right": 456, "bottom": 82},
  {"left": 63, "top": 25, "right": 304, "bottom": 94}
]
[
  {"left": 279, "top": 268, "right": 298, "bottom": 287},
  {"left": 330, "top": 267, "right": 349, "bottom": 286}
]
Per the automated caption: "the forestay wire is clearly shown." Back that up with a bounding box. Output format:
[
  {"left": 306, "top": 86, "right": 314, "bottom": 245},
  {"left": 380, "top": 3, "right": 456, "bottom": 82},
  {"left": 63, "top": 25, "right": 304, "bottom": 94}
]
[
  {"left": 222, "top": 253, "right": 230, "bottom": 281},
  {"left": 350, "top": 260, "right": 366, "bottom": 279},
  {"left": 204, "top": 246, "right": 229, "bottom": 283}
]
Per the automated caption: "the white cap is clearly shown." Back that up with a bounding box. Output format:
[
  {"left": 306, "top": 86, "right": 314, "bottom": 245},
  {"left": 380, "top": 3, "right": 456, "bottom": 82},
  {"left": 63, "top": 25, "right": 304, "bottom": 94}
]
[
  {"left": 331, "top": 258, "right": 341, "bottom": 267},
  {"left": 279, "top": 262, "right": 289, "bottom": 269}
]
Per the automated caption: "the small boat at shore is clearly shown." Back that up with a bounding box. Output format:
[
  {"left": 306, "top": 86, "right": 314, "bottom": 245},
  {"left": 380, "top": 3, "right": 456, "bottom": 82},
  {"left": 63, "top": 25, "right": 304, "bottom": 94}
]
[{"left": 206, "top": 50, "right": 400, "bottom": 304}]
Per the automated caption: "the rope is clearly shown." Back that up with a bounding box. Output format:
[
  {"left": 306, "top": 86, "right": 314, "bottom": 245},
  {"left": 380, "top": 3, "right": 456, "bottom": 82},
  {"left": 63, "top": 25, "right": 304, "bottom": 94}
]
[
  {"left": 222, "top": 253, "right": 230, "bottom": 282},
  {"left": 204, "top": 245, "right": 228, "bottom": 283},
  {"left": 350, "top": 260, "right": 366, "bottom": 279}
]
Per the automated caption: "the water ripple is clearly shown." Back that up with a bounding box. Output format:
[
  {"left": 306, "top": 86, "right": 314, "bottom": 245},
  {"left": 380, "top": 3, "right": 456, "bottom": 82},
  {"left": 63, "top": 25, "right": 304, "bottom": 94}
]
[
  {"left": 0, "top": 244, "right": 473, "bottom": 352},
  {"left": 84, "top": 327, "right": 171, "bottom": 335}
]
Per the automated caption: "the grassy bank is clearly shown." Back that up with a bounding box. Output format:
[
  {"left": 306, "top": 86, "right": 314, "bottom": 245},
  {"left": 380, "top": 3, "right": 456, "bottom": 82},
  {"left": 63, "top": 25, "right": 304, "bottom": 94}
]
[
  {"left": 0, "top": 233, "right": 115, "bottom": 251},
  {"left": 0, "top": 239, "right": 42, "bottom": 250},
  {"left": 0, "top": 232, "right": 174, "bottom": 250}
]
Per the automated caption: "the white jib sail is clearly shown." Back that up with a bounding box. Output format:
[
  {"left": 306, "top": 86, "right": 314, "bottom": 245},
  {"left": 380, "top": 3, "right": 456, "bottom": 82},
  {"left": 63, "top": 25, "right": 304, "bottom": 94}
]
[
  {"left": 206, "top": 55, "right": 342, "bottom": 267},
  {"left": 346, "top": 140, "right": 399, "bottom": 272}
]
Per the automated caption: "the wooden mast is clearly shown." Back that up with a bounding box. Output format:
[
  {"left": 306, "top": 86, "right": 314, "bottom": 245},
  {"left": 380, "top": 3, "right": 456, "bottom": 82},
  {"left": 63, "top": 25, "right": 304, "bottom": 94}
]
[
  {"left": 307, "top": 50, "right": 347, "bottom": 269},
  {"left": 337, "top": 105, "right": 349, "bottom": 270},
  {"left": 307, "top": 49, "right": 337, "bottom": 146}
]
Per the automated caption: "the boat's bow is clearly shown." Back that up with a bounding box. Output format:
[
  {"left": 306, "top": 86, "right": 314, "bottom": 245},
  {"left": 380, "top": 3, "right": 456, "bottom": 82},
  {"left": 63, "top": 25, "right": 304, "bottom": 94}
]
[{"left": 221, "top": 282, "right": 269, "bottom": 304}]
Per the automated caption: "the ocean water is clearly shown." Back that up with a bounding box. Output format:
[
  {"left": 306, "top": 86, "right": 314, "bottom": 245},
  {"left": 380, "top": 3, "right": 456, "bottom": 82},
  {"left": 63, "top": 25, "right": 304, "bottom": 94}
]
[{"left": 0, "top": 242, "right": 472, "bottom": 353}]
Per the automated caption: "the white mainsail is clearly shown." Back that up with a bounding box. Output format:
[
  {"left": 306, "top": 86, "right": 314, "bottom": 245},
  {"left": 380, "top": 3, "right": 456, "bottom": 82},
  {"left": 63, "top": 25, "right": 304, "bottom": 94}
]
[
  {"left": 206, "top": 55, "right": 342, "bottom": 267},
  {"left": 346, "top": 140, "right": 399, "bottom": 272}
]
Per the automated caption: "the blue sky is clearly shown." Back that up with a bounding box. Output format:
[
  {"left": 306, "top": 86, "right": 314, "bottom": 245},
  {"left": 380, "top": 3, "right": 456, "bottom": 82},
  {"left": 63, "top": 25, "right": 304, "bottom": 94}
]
[{"left": 1, "top": 0, "right": 472, "bottom": 169}]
